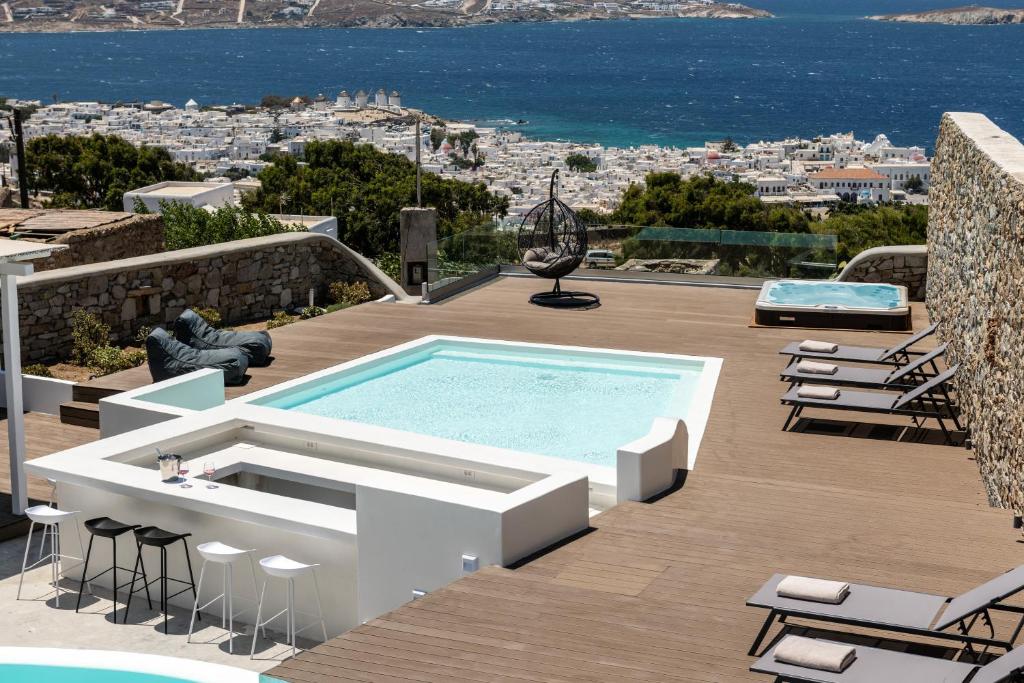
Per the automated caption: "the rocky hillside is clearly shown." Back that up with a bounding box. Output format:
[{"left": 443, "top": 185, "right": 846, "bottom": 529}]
[
  {"left": 869, "top": 5, "right": 1024, "bottom": 25},
  {"left": 0, "top": 0, "right": 771, "bottom": 32}
]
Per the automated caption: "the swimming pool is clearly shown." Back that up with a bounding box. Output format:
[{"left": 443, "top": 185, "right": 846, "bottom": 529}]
[
  {"left": 755, "top": 280, "right": 910, "bottom": 330},
  {"left": 0, "top": 648, "right": 272, "bottom": 683},
  {"left": 247, "top": 336, "right": 721, "bottom": 470}
]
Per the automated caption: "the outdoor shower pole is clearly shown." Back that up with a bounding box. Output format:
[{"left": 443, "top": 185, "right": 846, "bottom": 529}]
[{"left": 415, "top": 117, "right": 422, "bottom": 208}]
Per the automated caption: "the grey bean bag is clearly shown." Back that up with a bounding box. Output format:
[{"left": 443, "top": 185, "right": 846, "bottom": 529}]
[
  {"left": 173, "top": 309, "right": 273, "bottom": 367},
  {"left": 146, "top": 327, "right": 249, "bottom": 386}
]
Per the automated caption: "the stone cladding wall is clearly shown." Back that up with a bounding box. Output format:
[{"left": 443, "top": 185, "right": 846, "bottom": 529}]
[{"left": 927, "top": 112, "right": 1024, "bottom": 508}]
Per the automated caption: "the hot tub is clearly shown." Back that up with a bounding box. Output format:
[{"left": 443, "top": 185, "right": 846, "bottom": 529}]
[{"left": 755, "top": 280, "right": 911, "bottom": 330}]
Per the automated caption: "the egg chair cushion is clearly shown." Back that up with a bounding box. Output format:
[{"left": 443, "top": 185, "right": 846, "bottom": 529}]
[
  {"left": 173, "top": 308, "right": 273, "bottom": 367},
  {"left": 146, "top": 327, "right": 249, "bottom": 386}
]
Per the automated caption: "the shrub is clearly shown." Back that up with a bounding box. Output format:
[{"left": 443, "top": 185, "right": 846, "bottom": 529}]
[
  {"left": 328, "top": 280, "right": 372, "bottom": 306},
  {"left": 266, "top": 311, "right": 294, "bottom": 329},
  {"left": 194, "top": 307, "right": 222, "bottom": 328},
  {"left": 87, "top": 346, "right": 147, "bottom": 376},
  {"left": 373, "top": 253, "right": 401, "bottom": 282},
  {"left": 300, "top": 305, "right": 327, "bottom": 320},
  {"left": 70, "top": 310, "right": 111, "bottom": 366},
  {"left": 23, "top": 363, "right": 53, "bottom": 378},
  {"left": 134, "top": 325, "right": 153, "bottom": 345}
]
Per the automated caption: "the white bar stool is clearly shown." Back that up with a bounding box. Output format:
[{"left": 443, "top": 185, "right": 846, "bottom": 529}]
[
  {"left": 249, "top": 555, "right": 328, "bottom": 659},
  {"left": 17, "top": 505, "right": 89, "bottom": 607},
  {"left": 187, "top": 541, "right": 259, "bottom": 654}
]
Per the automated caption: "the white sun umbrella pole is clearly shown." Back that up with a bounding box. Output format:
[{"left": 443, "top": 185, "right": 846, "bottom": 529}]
[{"left": 0, "top": 239, "right": 65, "bottom": 515}]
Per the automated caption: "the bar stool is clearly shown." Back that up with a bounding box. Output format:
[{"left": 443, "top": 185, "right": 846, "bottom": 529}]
[
  {"left": 124, "top": 526, "right": 199, "bottom": 634},
  {"left": 35, "top": 479, "right": 58, "bottom": 562},
  {"left": 76, "top": 517, "right": 143, "bottom": 616},
  {"left": 187, "top": 541, "right": 259, "bottom": 653},
  {"left": 250, "top": 555, "right": 328, "bottom": 658},
  {"left": 17, "top": 505, "right": 89, "bottom": 607}
]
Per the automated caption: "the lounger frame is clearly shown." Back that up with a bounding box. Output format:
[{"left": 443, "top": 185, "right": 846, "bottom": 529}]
[{"left": 780, "top": 365, "right": 962, "bottom": 444}]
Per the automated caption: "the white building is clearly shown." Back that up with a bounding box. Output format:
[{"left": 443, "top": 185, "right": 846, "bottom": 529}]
[
  {"left": 122, "top": 181, "right": 236, "bottom": 213},
  {"left": 808, "top": 167, "right": 891, "bottom": 203}
]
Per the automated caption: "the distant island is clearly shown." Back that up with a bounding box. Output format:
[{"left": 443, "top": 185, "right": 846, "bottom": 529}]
[
  {"left": 0, "top": 0, "right": 772, "bottom": 32},
  {"left": 869, "top": 5, "right": 1024, "bottom": 25}
]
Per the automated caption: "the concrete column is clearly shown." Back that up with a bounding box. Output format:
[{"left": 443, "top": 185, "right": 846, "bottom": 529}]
[
  {"left": 399, "top": 208, "right": 437, "bottom": 296},
  {"left": 1, "top": 262, "right": 33, "bottom": 514}
]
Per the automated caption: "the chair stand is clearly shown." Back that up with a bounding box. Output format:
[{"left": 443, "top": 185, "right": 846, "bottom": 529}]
[{"left": 529, "top": 279, "right": 600, "bottom": 310}]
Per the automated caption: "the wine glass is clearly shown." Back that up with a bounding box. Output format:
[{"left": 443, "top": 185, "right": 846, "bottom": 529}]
[
  {"left": 203, "top": 461, "right": 218, "bottom": 489},
  {"left": 178, "top": 462, "right": 192, "bottom": 488}
]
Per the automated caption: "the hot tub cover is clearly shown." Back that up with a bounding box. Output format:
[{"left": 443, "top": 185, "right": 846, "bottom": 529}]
[
  {"left": 173, "top": 308, "right": 272, "bottom": 366},
  {"left": 146, "top": 327, "right": 249, "bottom": 386}
]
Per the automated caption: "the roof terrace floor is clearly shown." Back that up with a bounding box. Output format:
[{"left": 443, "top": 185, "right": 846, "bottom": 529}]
[{"left": 23, "top": 276, "right": 1016, "bottom": 680}]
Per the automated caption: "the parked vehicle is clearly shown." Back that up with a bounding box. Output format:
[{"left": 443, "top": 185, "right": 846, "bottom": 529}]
[{"left": 585, "top": 249, "right": 616, "bottom": 268}]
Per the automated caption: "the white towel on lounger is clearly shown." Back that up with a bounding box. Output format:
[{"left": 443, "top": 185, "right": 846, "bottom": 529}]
[
  {"left": 796, "top": 360, "right": 839, "bottom": 375},
  {"left": 799, "top": 340, "right": 839, "bottom": 353},
  {"left": 777, "top": 575, "right": 850, "bottom": 604},
  {"left": 774, "top": 635, "right": 856, "bottom": 673},
  {"left": 797, "top": 385, "right": 840, "bottom": 400}
]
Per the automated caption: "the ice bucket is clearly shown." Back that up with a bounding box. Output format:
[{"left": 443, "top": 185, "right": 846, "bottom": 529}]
[{"left": 157, "top": 451, "right": 182, "bottom": 482}]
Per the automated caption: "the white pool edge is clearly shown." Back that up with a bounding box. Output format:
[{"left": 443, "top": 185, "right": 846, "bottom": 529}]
[
  {"left": 755, "top": 279, "right": 910, "bottom": 315},
  {"left": 0, "top": 647, "right": 262, "bottom": 682}
]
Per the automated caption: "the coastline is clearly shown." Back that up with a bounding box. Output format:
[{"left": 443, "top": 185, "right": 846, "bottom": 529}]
[{"left": 0, "top": 9, "right": 773, "bottom": 34}]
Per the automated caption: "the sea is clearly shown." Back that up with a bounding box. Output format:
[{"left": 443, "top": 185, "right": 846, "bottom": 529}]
[{"left": 1, "top": 0, "right": 1023, "bottom": 149}]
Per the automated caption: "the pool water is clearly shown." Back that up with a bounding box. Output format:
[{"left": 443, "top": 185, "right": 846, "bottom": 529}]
[
  {"left": 0, "top": 664, "right": 282, "bottom": 682},
  {"left": 763, "top": 280, "right": 903, "bottom": 310},
  {"left": 260, "top": 343, "right": 704, "bottom": 467}
]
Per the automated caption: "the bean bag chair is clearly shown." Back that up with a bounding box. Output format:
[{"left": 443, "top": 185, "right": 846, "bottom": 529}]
[
  {"left": 173, "top": 309, "right": 273, "bottom": 367},
  {"left": 146, "top": 327, "right": 249, "bottom": 386}
]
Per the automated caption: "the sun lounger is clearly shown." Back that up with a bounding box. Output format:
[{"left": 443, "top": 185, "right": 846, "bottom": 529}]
[
  {"left": 780, "top": 365, "right": 962, "bottom": 443},
  {"left": 779, "top": 322, "right": 938, "bottom": 366},
  {"left": 750, "top": 635, "right": 1024, "bottom": 683},
  {"left": 746, "top": 567, "right": 1024, "bottom": 658},
  {"left": 780, "top": 344, "right": 947, "bottom": 391}
]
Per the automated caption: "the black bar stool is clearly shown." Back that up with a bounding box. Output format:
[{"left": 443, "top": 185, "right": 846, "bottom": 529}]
[
  {"left": 125, "top": 526, "right": 199, "bottom": 634},
  {"left": 76, "top": 517, "right": 145, "bottom": 616}
]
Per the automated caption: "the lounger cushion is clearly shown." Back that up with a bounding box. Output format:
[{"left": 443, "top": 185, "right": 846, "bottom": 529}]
[
  {"left": 796, "top": 361, "right": 839, "bottom": 375},
  {"left": 173, "top": 309, "right": 273, "bottom": 367},
  {"left": 146, "top": 327, "right": 249, "bottom": 386},
  {"left": 797, "top": 386, "right": 840, "bottom": 400},
  {"left": 800, "top": 340, "right": 838, "bottom": 353},
  {"left": 747, "top": 574, "right": 947, "bottom": 630},
  {"left": 751, "top": 638, "right": 976, "bottom": 683},
  {"left": 777, "top": 576, "right": 850, "bottom": 604},
  {"left": 774, "top": 636, "right": 855, "bottom": 673}
]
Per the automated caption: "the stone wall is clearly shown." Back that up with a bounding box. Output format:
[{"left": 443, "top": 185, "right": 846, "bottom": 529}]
[
  {"left": 35, "top": 213, "right": 165, "bottom": 271},
  {"left": 927, "top": 112, "right": 1024, "bottom": 510},
  {"left": 836, "top": 245, "right": 928, "bottom": 300},
  {"left": 11, "top": 232, "right": 403, "bottom": 362}
]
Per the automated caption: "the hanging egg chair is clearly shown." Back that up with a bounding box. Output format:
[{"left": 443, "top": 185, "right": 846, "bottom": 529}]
[{"left": 517, "top": 170, "right": 600, "bottom": 309}]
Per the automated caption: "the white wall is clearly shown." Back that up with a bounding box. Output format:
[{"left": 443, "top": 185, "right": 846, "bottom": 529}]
[
  {"left": 0, "top": 371, "right": 75, "bottom": 416},
  {"left": 100, "top": 369, "right": 224, "bottom": 437},
  {"left": 616, "top": 417, "right": 688, "bottom": 504},
  {"left": 57, "top": 481, "right": 359, "bottom": 636}
]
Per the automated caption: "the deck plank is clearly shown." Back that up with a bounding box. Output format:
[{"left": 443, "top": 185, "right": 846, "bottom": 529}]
[{"left": 41, "top": 276, "right": 1015, "bottom": 681}]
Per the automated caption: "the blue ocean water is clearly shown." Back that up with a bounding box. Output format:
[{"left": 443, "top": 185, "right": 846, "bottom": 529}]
[{"left": 0, "top": 0, "right": 1022, "bottom": 148}]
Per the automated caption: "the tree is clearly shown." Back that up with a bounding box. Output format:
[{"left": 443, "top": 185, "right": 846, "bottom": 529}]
[
  {"left": 243, "top": 139, "right": 508, "bottom": 256},
  {"left": 721, "top": 138, "right": 739, "bottom": 153},
  {"left": 565, "top": 153, "right": 598, "bottom": 173},
  {"left": 24, "top": 133, "right": 199, "bottom": 210},
  {"left": 160, "top": 201, "right": 296, "bottom": 251},
  {"left": 260, "top": 94, "right": 293, "bottom": 109},
  {"left": 903, "top": 175, "right": 924, "bottom": 193},
  {"left": 429, "top": 126, "right": 446, "bottom": 152},
  {"left": 816, "top": 203, "right": 927, "bottom": 263}
]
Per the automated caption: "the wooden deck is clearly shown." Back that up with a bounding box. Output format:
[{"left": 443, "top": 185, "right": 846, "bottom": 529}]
[{"left": 38, "top": 276, "right": 1021, "bottom": 681}]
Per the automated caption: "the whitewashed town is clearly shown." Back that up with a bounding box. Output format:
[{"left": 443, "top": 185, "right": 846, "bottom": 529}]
[{"left": 1, "top": 91, "right": 931, "bottom": 224}]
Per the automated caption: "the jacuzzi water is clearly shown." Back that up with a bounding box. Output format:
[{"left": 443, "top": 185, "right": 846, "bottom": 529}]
[
  {"left": 762, "top": 280, "right": 903, "bottom": 310},
  {"left": 259, "top": 342, "right": 705, "bottom": 467}
]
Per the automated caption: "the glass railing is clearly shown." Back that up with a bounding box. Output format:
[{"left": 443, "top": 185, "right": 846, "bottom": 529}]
[
  {"left": 620, "top": 226, "right": 838, "bottom": 279},
  {"left": 426, "top": 229, "right": 519, "bottom": 292}
]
